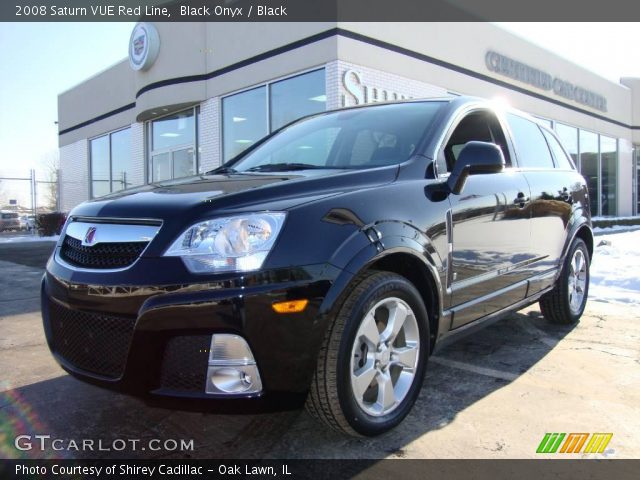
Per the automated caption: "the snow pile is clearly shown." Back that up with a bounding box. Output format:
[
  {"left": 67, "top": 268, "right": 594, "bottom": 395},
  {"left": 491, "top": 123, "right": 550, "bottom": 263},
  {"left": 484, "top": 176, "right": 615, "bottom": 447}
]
[
  {"left": 589, "top": 230, "right": 640, "bottom": 305},
  {"left": 0, "top": 235, "right": 59, "bottom": 244}
]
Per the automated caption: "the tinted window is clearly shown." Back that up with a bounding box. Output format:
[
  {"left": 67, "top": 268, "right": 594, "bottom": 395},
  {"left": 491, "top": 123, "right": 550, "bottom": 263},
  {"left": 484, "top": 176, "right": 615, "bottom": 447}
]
[
  {"left": 555, "top": 123, "right": 579, "bottom": 167},
  {"left": 506, "top": 114, "right": 554, "bottom": 169},
  {"left": 541, "top": 129, "right": 574, "bottom": 169},
  {"left": 441, "top": 110, "right": 510, "bottom": 173}
]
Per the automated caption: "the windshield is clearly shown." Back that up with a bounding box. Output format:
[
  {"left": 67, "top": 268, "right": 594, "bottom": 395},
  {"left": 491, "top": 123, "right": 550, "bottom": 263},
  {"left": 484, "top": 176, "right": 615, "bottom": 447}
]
[{"left": 225, "top": 102, "right": 445, "bottom": 173}]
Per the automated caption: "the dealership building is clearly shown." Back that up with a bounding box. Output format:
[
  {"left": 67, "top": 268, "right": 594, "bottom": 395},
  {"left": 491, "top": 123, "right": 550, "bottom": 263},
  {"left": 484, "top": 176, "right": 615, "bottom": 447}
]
[{"left": 58, "top": 22, "right": 640, "bottom": 216}]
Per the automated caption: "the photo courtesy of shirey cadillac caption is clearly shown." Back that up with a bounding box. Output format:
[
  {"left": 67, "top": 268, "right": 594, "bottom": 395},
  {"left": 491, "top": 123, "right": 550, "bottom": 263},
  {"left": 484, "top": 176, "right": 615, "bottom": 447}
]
[{"left": 0, "top": 0, "right": 639, "bottom": 479}]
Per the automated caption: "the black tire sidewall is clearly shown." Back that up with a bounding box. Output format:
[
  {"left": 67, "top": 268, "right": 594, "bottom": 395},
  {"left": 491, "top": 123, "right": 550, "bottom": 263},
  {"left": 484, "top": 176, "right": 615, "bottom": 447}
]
[{"left": 335, "top": 274, "right": 430, "bottom": 436}]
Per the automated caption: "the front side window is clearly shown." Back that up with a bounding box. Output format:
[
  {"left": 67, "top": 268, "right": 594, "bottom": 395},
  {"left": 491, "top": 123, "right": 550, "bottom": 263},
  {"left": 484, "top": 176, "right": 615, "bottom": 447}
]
[
  {"left": 228, "top": 102, "right": 444, "bottom": 172},
  {"left": 506, "top": 114, "right": 554, "bottom": 169},
  {"left": 149, "top": 108, "right": 198, "bottom": 182},
  {"left": 440, "top": 110, "right": 511, "bottom": 174},
  {"left": 541, "top": 129, "right": 574, "bottom": 170},
  {"left": 90, "top": 127, "right": 133, "bottom": 198},
  {"left": 555, "top": 123, "right": 579, "bottom": 168}
]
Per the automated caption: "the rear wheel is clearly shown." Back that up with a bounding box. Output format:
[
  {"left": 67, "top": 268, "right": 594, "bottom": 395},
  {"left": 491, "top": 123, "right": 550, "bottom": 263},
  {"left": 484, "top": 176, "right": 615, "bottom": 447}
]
[
  {"left": 306, "top": 271, "right": 429, "bottom": 436},
  {"left": 540, "top": 237, "right": 590, "bottom": 325}
]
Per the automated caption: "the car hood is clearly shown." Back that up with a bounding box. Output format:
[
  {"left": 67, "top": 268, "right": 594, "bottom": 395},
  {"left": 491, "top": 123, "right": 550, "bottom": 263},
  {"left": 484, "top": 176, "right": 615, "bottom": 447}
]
[{"left": 69, "top": 166, "right": 398, "bottom": 222}]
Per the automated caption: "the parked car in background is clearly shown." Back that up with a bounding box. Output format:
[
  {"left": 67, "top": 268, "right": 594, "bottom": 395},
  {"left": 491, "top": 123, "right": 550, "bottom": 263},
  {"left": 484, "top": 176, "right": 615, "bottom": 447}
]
[
  {"left": 0, "top": 211, "right": 21, "bottom": 232},
  {"left": 19, "top": 215, "right": 36, "bottom": 231},
  {"left": 41, "top": 97, "right": 592, "bottom": 437}
]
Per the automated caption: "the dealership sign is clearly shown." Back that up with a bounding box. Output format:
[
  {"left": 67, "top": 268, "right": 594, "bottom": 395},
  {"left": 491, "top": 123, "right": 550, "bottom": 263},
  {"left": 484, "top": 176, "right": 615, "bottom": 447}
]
[
  {"left": 129, "top": 22, "right": 160, "bottom": 71},
  {"left": 485, "top": 51, "right": 607, "bottom": 112},
  {"left": 342, "top": 69, "right": 411, "bottom": 106}
]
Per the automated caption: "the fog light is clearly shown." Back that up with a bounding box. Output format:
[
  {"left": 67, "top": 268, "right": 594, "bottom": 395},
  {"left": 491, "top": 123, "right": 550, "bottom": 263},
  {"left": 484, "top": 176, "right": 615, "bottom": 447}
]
[
  {"left": 208, "top": 365, "right": 262, "bottom": 394},
  {"left": 205, "top": 334, "right": 262, "bottom": 395}
]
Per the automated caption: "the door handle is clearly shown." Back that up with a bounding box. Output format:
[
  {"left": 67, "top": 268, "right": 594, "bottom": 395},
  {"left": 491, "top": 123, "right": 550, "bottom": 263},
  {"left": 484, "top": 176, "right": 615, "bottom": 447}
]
[
  {"left": 561, "top": 187, "right": 572, "bottom": 203},
  {"left": 514, "top": 192, "right": 529, "bottom": 208}
]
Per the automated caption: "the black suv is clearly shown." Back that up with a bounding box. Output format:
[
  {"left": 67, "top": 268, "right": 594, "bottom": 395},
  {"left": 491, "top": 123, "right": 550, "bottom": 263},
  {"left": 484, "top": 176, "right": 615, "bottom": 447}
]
[{"left": 42, "top": 97, "right": 592, "bottom": 436}]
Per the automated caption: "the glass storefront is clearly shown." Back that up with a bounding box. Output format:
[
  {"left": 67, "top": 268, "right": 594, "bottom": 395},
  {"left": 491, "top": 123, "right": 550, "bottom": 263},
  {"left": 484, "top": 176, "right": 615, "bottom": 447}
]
[
  {"left": 222, "top": 68, "right": 326, "bottom": 162},
  {"left": 270, "top": 69, "right": 326, "bottom": 131},
  {"left": 90, "top": 127, "right": 133, "bottom": 198},
  {"left": 553, "top": 123, "right": 618, "bottom": 216},
  {"left": 579, "top": 130, "right": 599, "bottom": 216},
  {"left": 600, "top": 136, "right": 617, "bottom": 216},
  {"left": 222, "top": 86, "right": 267, "bottom": 163},
  {"left": 148, "top": 107, "right": 198, "bottom": 182},
  {"left": 635, "top": 147, "right": 640, "bottom": 216}
]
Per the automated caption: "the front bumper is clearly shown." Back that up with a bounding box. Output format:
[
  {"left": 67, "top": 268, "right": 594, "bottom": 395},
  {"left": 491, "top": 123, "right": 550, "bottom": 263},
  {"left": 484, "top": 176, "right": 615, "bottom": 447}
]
[{"left": 42, "top": 256, "right": 340, "bottom": 412}]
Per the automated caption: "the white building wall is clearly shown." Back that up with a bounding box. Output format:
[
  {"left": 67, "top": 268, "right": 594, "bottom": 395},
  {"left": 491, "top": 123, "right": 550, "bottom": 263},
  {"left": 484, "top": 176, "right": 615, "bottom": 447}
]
[
  {"left": 59, "top": 139, "right": 88, "bottom": 212},
  {"left": 199, "top": 97, "right": 221, "bottom": 172}
]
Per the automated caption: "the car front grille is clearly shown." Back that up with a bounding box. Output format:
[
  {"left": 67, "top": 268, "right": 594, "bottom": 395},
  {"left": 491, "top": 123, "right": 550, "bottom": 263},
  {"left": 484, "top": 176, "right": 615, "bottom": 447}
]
[
  {"left": 160, "top": 335, "right": 211, "bottom": 393},
  {"left": 59, "top": 235, "right": 148, "bottom": 269},
  {"left": 48, "top": 300, "right": 136, "bottom": 379}
]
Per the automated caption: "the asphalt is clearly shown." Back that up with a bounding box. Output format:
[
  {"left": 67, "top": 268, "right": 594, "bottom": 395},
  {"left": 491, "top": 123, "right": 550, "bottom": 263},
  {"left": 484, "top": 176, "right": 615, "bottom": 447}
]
[{"left": 0, "top": 240, "right": 638, "bottom": 459}]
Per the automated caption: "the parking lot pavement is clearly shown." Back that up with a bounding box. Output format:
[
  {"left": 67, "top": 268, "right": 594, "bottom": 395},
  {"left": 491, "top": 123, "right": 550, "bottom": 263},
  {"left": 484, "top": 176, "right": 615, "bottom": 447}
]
[{"left": 0, "top": 242, "right": 638, "bottom": 459}]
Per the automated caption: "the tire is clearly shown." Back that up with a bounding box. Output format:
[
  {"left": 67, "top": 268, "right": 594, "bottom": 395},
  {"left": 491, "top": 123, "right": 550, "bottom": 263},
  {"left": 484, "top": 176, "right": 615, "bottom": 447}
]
[
  {"left": 306, "top": 271, "right": 430, "bottom": 436},
  {"left": 539, "top": 237, "right": 590, "bottom": 325}
]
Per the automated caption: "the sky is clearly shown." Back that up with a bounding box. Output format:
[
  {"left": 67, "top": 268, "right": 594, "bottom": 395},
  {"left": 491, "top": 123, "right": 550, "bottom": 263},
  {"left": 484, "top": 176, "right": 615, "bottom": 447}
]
[{"left": 1, "top": 22, "right": 640, "bottom": 207}]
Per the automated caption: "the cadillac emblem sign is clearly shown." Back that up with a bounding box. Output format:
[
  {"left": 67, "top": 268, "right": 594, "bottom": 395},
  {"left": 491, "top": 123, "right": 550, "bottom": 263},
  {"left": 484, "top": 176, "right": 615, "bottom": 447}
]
[{"left": 129, "top": 23, "right": 160, "bottom": 71}]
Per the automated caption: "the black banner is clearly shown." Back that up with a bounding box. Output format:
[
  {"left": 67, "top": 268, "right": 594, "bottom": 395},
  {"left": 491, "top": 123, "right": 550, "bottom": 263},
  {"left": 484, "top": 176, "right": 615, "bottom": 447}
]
[
  {"left": 2, "top": 0, "right": 640, "bottom": 22},
  {"left": 0, "top": 459, "right": 639, "bottom": 480}
]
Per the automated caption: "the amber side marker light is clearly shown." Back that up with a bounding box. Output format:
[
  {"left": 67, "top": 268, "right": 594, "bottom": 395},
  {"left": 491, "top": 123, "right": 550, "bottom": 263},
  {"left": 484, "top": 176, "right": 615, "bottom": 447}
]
[{"left": 272, "top": 299, "right": 309, "bottom": 314}]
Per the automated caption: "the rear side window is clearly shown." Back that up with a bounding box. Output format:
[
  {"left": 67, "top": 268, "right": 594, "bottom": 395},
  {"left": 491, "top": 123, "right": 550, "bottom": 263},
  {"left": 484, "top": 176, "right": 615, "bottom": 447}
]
[
  {"left": 506, "top": 113, "right": 554, "bottom": 169},
  {"left": 541, "top": 129, "right": 574, "bottom": 170}
]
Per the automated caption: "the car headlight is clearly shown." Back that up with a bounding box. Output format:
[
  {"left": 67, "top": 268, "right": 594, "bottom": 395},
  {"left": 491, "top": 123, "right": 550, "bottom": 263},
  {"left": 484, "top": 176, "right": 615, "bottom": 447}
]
[{"left": 164, "top": 212, "right": 286, "bottom": 273}]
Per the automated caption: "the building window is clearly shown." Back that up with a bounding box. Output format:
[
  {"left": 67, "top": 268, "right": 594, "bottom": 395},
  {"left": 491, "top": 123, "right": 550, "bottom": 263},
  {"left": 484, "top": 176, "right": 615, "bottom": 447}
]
[
  {"left": 555, "top": 123, "right": 619, "bottom": 217},
  {"left": 600, "top": 136, "right": 617, "bottom": 216},
  {"left": 579, "top": 130, "right": 599, "bottom": 216},
  {"left": 222, "top": 68, "right": 326, "bottom": 162},
  {"left": 222, "top": 86, "right": 267, "bottom": 163},
  {"left": 90, "top": 127, "right": 133, "bottom": 198},
  {"left": 148, "top": 107, "right": 198, "bottom": 182},
  {"left": 270, "top": 69, "right": 326, "bottom": 131}
]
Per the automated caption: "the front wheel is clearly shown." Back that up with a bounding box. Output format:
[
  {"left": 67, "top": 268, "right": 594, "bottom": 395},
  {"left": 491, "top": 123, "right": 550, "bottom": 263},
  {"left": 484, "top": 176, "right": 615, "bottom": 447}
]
[
  {"left": 540, "top": 237, "right": 590, "bottom": 324},
  {"left": 306, "top": 271, "right": 430, "bottom": 436}
]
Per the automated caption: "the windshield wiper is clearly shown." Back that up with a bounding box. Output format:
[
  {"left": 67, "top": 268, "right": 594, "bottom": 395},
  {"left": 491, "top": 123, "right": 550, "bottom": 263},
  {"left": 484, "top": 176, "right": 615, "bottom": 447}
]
[
  {"left": 244, "top": 163, "right": 327, "bottom": 172},
  {"left": 209, "top": 165, "right": 239, "bottom": 175}
]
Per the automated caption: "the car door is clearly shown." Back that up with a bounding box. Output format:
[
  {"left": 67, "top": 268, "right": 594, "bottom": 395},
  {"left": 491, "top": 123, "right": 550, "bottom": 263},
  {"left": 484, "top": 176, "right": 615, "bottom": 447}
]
[
  {"left": 506, "top": 115, "right": 581, "bottom": 295},
  {"left": 440, "top": 109, "right": 534, "bottom": 328}
]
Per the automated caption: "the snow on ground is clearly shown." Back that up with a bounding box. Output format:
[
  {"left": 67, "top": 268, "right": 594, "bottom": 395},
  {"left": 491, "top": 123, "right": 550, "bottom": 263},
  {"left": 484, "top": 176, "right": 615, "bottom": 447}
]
[
  {"left": 0, "top": 234, "right": 59, "bottom": 244},
  {"left": 589, "top": 229, "right": 640, "bottom": 305}
]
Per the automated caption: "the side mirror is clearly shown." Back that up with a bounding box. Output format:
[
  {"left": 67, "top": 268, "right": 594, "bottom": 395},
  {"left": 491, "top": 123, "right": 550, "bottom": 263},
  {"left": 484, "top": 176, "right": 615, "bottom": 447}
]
[{"left": 447, "top": 141, "right": 505, "bottom": 195}]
